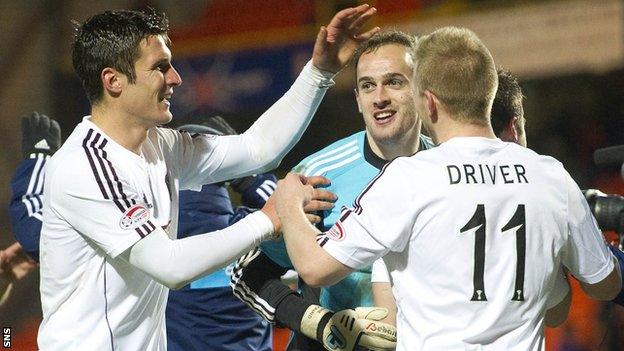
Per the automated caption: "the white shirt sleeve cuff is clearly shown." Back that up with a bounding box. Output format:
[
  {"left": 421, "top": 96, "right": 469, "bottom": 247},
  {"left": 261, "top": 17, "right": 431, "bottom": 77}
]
[
  {"left": 245, "top": 210, "right": 276, "bottom": 242},
  {"left": 303, "top": 60, "right": 335, "bottom": 88}
]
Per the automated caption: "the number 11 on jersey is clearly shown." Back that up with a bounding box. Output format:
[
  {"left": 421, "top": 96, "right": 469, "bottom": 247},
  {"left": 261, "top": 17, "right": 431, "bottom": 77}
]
[{"left": 460, "top": 204, "right": 527, "bottom": 302}]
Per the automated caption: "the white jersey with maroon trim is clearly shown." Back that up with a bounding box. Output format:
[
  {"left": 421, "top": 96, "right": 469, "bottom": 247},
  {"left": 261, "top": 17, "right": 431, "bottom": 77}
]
[
  {"left": 38, "top": 117, "right": 256, "bottom": 350},
  {"left": 321, "top": 137, "right": 614, "bottom": 351}
]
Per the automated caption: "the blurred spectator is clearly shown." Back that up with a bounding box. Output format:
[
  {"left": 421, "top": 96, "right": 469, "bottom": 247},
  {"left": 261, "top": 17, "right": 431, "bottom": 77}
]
[{"left": 0, "top": 242, "right": 37, "bottom": 306}]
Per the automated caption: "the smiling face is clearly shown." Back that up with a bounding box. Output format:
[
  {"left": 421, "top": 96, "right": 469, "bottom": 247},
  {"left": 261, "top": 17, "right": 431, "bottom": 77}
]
[
  {"left": 355, "top": 44, "right": 419, "bottom": 149},
  {"left": 119, "top": 34, "right": 182, "bottom": 127}
]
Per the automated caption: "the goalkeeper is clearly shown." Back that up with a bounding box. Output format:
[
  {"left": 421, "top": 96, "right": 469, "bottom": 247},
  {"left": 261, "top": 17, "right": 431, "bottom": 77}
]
[{"left": 231, "top": 31, "right": 430, "bottom": 351}]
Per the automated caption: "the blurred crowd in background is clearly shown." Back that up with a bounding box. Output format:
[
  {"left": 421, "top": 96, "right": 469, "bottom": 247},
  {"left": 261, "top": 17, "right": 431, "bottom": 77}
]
[{"left": 0, "top": 0, "right": 623, "bottom": 349}]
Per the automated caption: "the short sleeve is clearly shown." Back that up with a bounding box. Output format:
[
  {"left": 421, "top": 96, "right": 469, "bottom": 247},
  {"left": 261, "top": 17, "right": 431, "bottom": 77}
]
[
  {"left": 560, "top": 172, "right": 614, "bottom": 284},
  {"left": 321, "top": 160, "right": 417, "bottom": 269},
  {"left": 371, "top": 258, "right": 390, "bottom": 283},
  {"left": 49, "top": 153, "right": 158, "bottom": 258}
]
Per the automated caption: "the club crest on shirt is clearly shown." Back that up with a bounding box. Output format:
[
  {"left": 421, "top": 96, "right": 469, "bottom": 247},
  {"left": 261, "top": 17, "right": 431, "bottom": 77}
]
[
  {"left": 326, "top": 221, "right": 345, "bottom": 241},
  {"left": 120, "top": 204, "right": 150, "bottom": 230}
]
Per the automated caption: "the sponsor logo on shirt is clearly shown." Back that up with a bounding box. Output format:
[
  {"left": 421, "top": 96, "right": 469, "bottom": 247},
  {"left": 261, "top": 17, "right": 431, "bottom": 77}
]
[
  {"left": 120, "top": 204, "right": 150, "bottom": 230},
  {"left": 326, "top": 221, "right": 345, "bottom": 241}
]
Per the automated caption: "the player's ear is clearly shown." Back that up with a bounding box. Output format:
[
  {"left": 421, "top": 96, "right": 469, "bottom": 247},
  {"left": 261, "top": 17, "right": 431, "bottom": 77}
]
[
  {"left": 354, "top": 88, "right": 363, "bottom": 114},
  {"left": 424, "top": 90, "right": 438, "bottom": 123},
  {"left": 101, "top": 67, "right": 124, "bottom": 97},
  {"left": 499, "top": 117, "right": 519, "bottom": 143}
]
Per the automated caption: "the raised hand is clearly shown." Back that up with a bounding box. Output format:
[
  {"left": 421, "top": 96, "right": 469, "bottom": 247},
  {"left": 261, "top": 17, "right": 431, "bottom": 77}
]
[
  {"left": 21, "top": 112, "right": 61, "bottom": 158},
  {"left": 312, "top": 4, "right": 380, "bottom": 74}
]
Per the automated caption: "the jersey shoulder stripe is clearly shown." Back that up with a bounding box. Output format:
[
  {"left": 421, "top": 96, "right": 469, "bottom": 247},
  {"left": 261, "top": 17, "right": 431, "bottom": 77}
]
[
  {"left": 81, "top": 128, "right": 156, "bottom": 238},
  {"left": 296, "top": 131, "right": 365, "bottom": 176}
]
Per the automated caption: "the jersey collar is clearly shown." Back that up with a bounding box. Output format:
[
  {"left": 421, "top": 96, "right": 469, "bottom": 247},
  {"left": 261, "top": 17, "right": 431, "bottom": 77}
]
[
  {"left": 363, "top": 134, "right": 388, "bottom": 170},
  {"left": 364, "top": 134, "right": 434, "bottom": 170}
]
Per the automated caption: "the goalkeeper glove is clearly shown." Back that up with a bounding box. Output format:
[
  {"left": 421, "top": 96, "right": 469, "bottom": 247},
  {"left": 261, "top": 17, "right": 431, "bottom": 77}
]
[
  {"left": 300, "top": 304, "right": 397, "bottom": 351},
  {"left": 21, "top": 112, "right": 61, "bottom": 158}
]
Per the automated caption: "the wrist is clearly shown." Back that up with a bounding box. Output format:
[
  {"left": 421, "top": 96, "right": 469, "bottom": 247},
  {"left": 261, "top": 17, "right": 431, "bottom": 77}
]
[
  {"left": 242, "top": 210, "right": 277, "bottom": 242},
  {"left": 276, "top": 199, "right": 303, "bottom": 218},
  {"left": 257, "top": 208, "right": 279, "bottom": 239},
  {"left": 305, "top": 60, "right": 336, "bottom": 88}
]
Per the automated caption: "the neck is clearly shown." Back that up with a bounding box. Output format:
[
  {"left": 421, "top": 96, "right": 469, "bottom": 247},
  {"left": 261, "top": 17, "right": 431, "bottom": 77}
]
[
  {"left": 430, "top": 117, "right": 496, "bottom": 144},
  {"left": 366, "top": 124, "right": 422, "bottom": 161},
  {"left": 90, "top": 103, "right": 149, "bottom": 155}
]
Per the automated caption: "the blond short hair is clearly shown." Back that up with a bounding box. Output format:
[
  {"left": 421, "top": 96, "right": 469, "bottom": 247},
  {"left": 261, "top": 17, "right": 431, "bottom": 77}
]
[{"left": 414, "top": 27, "right": 498, "bottom": 125}]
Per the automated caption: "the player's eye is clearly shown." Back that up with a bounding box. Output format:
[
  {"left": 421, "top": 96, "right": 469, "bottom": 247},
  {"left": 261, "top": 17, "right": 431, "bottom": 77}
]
[
  {"left": 387, "top": 78, "right": 405, "bottom": 87},
  {"left": 154, "top": 62, "right": 170, "bottom": 72},
  {"left": 360, "top": 82, "right": 375, "bottom": 92}
]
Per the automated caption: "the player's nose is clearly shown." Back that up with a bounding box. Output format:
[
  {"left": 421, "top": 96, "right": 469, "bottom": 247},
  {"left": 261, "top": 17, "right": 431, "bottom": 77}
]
[
  {"left": 167, "top": 65, "right": 182, "bottom": 87},
  {"left": 373, "top": 87, "right": 390, "bottom": 108}
]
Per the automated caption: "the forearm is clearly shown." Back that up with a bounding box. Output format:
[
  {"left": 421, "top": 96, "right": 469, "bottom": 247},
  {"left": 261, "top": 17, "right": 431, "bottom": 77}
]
[
  {"left": 127, "top": 212, "right": 274, "bottom": 289},
  {"left": 372, "top": 282, "right": 397, "bottom": 326},
  {"left": 237, "top": 61, "right": 333, "bottom": 172},
  {"left": 9, "top": 157, "right": 46, "bottom": 261},
  {"left": 281, "top": 206, "right": 349, "bottom": 287},
  {"left": 231, "top": 248, "right": 295, "bottom": 324}
]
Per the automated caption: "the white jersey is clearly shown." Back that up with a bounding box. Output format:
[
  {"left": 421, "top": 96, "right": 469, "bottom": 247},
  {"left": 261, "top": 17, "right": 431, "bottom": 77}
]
[
  {"left": 38, "top": 119, "right": 231, "bottom": 349},
  {"left": 322, "top": 137, "right": 614, "bottom": 351},
  {"left": 38, "top": 61, "right": 332, "bottom": 350}
]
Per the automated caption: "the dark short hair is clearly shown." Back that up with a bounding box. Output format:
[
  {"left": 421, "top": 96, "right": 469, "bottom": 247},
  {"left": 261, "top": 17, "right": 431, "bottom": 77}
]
[
  {"left": 491, "top": 68, "right": 524, "bottom": 135},
  {"left": 72, "top": 9, "right": 169, "bottom": 104},
  {"left": 351, "top": 30, "right": 417, "bottom": 82}
]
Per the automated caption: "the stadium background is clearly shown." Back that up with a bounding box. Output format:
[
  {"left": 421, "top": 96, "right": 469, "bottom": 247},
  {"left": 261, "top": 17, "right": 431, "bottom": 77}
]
[{"left": 0, "top": 0, "right": 623, "bottom": 349}]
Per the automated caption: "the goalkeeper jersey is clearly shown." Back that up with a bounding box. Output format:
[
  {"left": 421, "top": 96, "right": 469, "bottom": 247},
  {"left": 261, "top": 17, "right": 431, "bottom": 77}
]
[{"left": 261, "top": 130, "right": 433, "bottom": 311}]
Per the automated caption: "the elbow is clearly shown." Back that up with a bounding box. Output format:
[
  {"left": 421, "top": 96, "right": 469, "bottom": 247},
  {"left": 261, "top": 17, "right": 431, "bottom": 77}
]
[
  {"left": 254, "top": 157, "right": 281, "bottom": 175},
  {"left": 163, "top": 276, "right": 188, "bottom": 290},
  {"left": 297, "top": 267, "right": 334, "bottom": 288},
  {"left": 242, "top": 133, "right": 283, "bottom": 173},
  {"left": 156, "top": 265, "right": 189, "bottom": 290}
]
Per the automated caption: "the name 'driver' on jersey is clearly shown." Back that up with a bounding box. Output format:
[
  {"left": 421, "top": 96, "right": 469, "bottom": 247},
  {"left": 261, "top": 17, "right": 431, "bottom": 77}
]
[{"left": 446, "top": 163, "right": 529, "bottom": 185}]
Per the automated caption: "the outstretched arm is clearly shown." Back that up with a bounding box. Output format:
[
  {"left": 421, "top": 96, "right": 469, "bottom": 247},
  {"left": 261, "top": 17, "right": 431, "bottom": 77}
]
[{"left": 184, "top": 6, "right": 380, "bottom": 185}]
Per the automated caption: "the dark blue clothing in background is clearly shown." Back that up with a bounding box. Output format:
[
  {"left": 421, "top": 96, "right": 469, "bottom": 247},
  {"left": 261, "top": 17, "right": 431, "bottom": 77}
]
[
  {"left": 9, "top": 154, "right": 47, "bottom": 262},
  {"left": 166, "top": 175, "right": 276, "bottom": 351}
]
